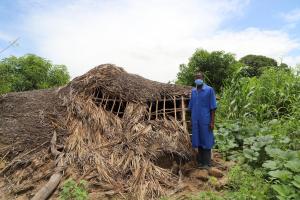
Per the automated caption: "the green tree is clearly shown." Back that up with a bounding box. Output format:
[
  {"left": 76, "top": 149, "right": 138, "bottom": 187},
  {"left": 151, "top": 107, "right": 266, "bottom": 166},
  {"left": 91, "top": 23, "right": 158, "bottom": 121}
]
[
  {"left": 239, "top": 54, "right": 289, "bottom": 77},
  {"left": 0, "top": 54, "right": 70, "bottom": 94},
  {"left": 176, "top": 49, "right": 239, "bottom": 92}
]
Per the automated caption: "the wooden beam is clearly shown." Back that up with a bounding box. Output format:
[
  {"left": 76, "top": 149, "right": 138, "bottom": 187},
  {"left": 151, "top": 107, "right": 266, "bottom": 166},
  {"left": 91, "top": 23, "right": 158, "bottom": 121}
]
[
  {"left": 117, "top": 99, "right": 122, "bottom": 116},
  {"left": 111, "top": 97, "right": 116, "bottom": 112},
  {"left": 155, "top": 99, "right": 158, "bottom": 120},
  {"left": 148, "top": 102, "right": 152, "bottom": 120},
  {"left": 100, "top": 93, "right": 105, "bottom": 106},
  {"left": 104, "top": 95, "right": 109, "bottom": 109},
  {"left": 163, "top": 96, "right": 166, "bottom": 119},
  {"left": 173, "top": 96, "right": 177, "bottom": 121},
  {"left": 181, "top": 96, "right": 187, "bottom": 132}
]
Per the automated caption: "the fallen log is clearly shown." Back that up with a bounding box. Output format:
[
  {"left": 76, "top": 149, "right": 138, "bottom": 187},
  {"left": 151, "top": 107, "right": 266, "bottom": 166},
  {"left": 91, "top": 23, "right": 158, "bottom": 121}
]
[{"left": 31, "top": 132, "right": 65, "bottom": 200}]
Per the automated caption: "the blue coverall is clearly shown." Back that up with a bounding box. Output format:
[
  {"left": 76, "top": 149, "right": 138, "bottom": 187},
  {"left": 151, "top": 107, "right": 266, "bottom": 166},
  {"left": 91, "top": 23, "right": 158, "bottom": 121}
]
[{"left": 188, "top": 84, "right": 217, "bottom": 149}]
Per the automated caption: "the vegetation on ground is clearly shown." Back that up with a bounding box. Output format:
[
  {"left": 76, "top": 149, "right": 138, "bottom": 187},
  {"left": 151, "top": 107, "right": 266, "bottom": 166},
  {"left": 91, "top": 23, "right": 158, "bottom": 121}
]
[{"left": 59, "top": 179, "right": 88, "bottom": 200}]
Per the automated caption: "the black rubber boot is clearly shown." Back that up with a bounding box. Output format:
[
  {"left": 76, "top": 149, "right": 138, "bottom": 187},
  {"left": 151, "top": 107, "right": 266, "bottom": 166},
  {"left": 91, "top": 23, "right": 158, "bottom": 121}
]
[
  {"left": 202, "top": 148, "right": 212, "bottom": 167},
  {"left": 197, "top": 147, "right": 204, "bottom": 166}
]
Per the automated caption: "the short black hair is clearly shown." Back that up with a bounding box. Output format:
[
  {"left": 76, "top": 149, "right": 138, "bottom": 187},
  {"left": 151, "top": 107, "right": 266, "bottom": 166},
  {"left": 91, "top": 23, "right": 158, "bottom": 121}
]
[{"left": 194, "top": 72, "right": 203, "bottom": 79}]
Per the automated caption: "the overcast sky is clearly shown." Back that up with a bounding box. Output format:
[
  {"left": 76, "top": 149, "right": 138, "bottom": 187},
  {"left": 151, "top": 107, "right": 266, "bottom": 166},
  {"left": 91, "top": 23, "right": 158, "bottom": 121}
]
[{"left": 1, "top": 0, "right": 300, "bottom": 82}]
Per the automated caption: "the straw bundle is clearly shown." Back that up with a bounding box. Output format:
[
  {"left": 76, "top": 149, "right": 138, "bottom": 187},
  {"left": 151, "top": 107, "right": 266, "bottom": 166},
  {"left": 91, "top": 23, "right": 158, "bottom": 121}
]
[{"left": 59, "top": 64, "right": 193, "bottom": 199}]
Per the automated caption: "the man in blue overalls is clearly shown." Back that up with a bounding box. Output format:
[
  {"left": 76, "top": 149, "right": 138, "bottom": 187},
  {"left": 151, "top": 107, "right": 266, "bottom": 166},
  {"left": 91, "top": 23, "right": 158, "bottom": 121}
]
[{"left": 188, "top": 72, "right": 217, "bottom": 169}]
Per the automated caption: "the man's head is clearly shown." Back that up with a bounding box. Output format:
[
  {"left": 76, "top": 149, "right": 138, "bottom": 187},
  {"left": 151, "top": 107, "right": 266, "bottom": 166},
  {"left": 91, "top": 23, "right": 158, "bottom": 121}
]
[
  {"left": 194, "top": 72, "right": 204, "bottom": 86},
  {"left": 194, "top": 72, "right": 204, "bottom": 80}
]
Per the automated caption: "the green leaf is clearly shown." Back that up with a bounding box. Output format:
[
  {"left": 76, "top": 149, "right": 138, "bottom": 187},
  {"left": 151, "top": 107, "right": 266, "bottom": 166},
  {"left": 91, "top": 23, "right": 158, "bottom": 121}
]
[
  {"left": 243, "top": 149, "right": 259, "bottom": 161},
  {"left": 283, "top": 151, "right": 299, "bottom": 161},
  {"left": 284, "top": 160, "right": 300, "bottom": 172},
  {"left": 265, "top": 147, "right": 284, "bottom": 158},
  {"left": 268, "top": 170, "right": 293, "bottom": 181},
  {"left": 262, "top": 160, "right": 278, "bottom": 170},
  {"left": 272, "top": 184, "right": 294, "bottom": 197},
  {"left": 292, "top": 175, "right": 300, "bottom": 189}
]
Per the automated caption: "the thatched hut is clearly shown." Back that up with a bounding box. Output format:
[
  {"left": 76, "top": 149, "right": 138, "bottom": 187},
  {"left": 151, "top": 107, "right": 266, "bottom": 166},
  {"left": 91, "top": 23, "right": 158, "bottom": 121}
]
[{"left": 1, "top": 64, "right": 199, "bottom": 199}]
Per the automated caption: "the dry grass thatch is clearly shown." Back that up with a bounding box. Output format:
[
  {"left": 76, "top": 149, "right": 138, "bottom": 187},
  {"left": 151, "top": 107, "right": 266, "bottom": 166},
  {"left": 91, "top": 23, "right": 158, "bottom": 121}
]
[
  {"left": 59, "top": 64, "right": 193, "bottom": 199},
  {"left": 0, "top": 64, "right": 202, "bottom": 200}
]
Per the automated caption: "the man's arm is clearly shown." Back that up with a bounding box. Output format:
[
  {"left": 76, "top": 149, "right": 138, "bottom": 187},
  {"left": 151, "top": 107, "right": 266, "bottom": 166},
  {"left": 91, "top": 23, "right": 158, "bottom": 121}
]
[
  {"left": 210, "top": 109, "right": 215, "bottom": 130},
  {"left": 209, "top": 88, "right": 217, "bottom": 131}
]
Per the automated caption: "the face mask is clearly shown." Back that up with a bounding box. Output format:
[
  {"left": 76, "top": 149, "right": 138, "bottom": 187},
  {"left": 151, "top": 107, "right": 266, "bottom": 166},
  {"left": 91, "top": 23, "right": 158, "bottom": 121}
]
[{"left": 195, "top": 79, "right": 203, "bottom": 86}]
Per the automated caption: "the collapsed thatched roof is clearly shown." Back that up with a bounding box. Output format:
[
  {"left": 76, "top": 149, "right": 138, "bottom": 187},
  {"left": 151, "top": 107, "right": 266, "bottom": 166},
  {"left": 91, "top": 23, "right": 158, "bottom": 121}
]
[
  {"left": 1, "top": 64, "right": 198, "bottom": 200},
  {"left": 61, "top": 64, "right": 191, "bottom": 102}
]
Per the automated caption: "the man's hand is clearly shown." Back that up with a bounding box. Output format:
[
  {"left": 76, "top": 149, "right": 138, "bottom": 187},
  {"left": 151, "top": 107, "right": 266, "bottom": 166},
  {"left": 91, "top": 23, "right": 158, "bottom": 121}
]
[{"left": 210, "top": 122, "right": 215, "bottom": 131}]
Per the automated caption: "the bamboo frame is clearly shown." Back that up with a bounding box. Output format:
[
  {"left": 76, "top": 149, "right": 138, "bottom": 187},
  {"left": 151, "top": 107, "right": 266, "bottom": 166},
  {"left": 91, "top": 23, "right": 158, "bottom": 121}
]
[
  {"left": 93, "top": 96, "right": 190, "bottom": 102},
  {"left": 95, "top": 94, "right": 190, "bottom": 122}
]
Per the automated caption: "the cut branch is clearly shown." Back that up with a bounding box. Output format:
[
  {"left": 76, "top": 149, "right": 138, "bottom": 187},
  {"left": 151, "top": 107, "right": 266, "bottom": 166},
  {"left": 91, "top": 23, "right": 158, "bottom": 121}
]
[{"left": 31, "top": 132, "right": 65, "bottom": 200}]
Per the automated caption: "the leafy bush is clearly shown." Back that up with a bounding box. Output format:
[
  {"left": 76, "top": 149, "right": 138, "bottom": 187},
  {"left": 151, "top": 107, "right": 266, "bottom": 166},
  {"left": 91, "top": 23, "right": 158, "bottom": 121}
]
[
  {"left": 60, "top": 179, "right": 88, "bottom": 200},
  {"left": 262, "top": 147, "right": 300, "bottom": 200},
  {"left": 0, "top": 54, "right": 70, "bottom": 94},
  {"left": 176, "top": 49, "right": 240, "bottom": 92}
]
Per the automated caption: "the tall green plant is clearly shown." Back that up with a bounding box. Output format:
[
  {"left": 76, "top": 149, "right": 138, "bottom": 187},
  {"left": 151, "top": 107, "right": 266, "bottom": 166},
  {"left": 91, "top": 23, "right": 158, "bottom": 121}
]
[{"left": 219, "top": 68, "right": 300, "bottom": 122}]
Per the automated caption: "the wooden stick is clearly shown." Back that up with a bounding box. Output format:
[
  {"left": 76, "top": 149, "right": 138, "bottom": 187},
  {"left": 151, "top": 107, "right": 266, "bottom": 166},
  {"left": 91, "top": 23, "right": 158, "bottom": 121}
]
[
  {"left": 94, "top": 97, "right": 122, "bottom": 102},
  {"left": 155, "top": 99, "right": 158, "bottom": 119},
  {"left": 100, "top": 93, "right": 105, "bottom": 106},
  {"left": 163, "top": 96, "right": 166, "bottom": 119},
  {"left": 111, "top": 97, "right": 116, "bottom": 112},
  {"left": 151, "top": 109, "right": 183, "bottom": 115},
  {"left": 181, "top": 96, "right": 187, "bottom": 132},
  {"left": 173, "top": 96, "right": 177, "bottom": 121},
  {"left": 31, "top": 132, "right": 65, "bottom": 200},
  {"left": 117, "top": 99, "right": 122, "bottom": 116},
  {"left": 148, "top": 102, "right": 152, "bottom": 120},
  {"left": 104, "top": 95, "right": 109, "bottom": 109}
]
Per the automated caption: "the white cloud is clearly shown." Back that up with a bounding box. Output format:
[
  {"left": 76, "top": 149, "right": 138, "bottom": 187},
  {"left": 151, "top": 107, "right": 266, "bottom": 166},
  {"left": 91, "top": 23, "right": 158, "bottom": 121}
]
[
  {"left": 197, "top": 28, "right": 300, "bottom": 64},
  {"left": 281, "top": 8, "right": 300, "bottom": 23},
  {"left": 284, "top": 55, "right": 300, "bottom": 67},
  {"left": 19, "top": 0, "right": 300, "bottom": 82},
  {"left": 20, "top": 0, "right": 250, "bottom": 82}
]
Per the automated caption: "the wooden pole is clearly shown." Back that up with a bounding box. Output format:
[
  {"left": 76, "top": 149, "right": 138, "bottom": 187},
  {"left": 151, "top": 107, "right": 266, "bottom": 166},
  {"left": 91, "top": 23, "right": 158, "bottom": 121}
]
[
  {"left": 163, "top": 96, "right": 166, "bottom": 120},
  {"left": 181, "top": 96, "right": 187, "bottom": 132},
  {"left": 155, "top": 99, "right": 158, "bottom": 119},
  {"left": 104, "top": 96, "right": 109, "bottom": 109},
  {"left": 100, "top": 93, "right": 105, "bottom": 106},
  {"left": 117, "top": 99, "right": 122, "bottom": 116},
  {"left": 148, "top": 102, "right": 152, "bottom": 120},
  {"left": 173, "top": 96, "right": 177, "bottom": 120},
  {"left": 111, "top": 97, "right": 116, "bottom": 112}
]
